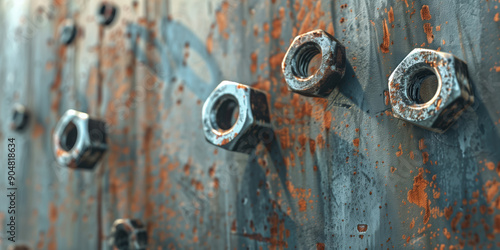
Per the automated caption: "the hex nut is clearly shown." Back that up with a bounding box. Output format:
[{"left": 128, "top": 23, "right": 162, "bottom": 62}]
[
  {"left": 59, "top": 19, "right": 77, "bottom": 45},
  {"left": 388, "top": 48, "right": 474, "bottom": 132},
  {"left": 109, "top": 219, "right": 148, "bottom": 250},
  {"left": 97, "top": 2, "right": 118, "bottom": 26},
  {"left": 10, "top": 103, "right": 29, "bottom": 131},
  {"left": 282, "top": 29, "right": 346, "bottom": 97},
  {"left": 53, "top": 109, "right": 107, "bottom": 170},
  {"left": 202, "top": 81, "right": 273, "bottom": 153}
]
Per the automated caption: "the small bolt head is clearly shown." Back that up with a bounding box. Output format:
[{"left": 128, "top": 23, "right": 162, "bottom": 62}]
[
  {"left": 59, "top": 19, "right": 77, "bottom": 45},
  {"left": 10, "top": 103, "right": 29, "bottom": 131},
  {"left": 97, "top": 2, "right": 118, "bottom": 26}
]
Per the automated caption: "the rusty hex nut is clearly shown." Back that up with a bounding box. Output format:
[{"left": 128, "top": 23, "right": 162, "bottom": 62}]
[
  {"left": 282, "top": 29, "right": 346, "bottom": 97},
  {"left": 109, "top": 219, "right": 148, "bottom": 250},
  {"left": 388, "top": 48, "right": 474, "bottom": 132},
  {"left": 10, "top": 103, "right": 29, "bottom": 131},
  {"left": 202, "top": 81, "right": 272, "bottom": 153},
  {"left": 53, "top": 109, "right": 107, "bottom": 170}
]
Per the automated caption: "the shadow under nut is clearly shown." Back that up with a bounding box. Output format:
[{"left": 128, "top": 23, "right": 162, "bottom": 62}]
[{"left": 282, "top": 29, "right": 346, "bottom": 97}]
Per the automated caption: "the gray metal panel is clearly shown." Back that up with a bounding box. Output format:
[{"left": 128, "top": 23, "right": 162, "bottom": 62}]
[{"left": 0, "top": 0, "right": 499, "bottom": 249}]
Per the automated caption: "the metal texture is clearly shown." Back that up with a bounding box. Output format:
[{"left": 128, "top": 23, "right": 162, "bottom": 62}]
[
  {"left": 0, "top": 0, "right": 499, "bottom": 249},
  {"left": 388, "top": 48, "right": 474, "bottom": 132},
  {"left": 282, "top": 29, "right": 346, "bottom": 97},
  {"left": 109, "top": 218, "right": 147, "bottom": 250},
  {"left": 202, "top": 81, "right": 272, "bottom": 153},
  {"left": 53, "top": 109, "right": 107, "bottom": 170}
]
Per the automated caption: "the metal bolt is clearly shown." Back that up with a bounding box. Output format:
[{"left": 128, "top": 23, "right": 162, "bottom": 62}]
[
  {"left": 97, "top": 2, "right": 118, "bottom": 26},
  {"left": 59, "top": 19, "right": 77, "bottom": 45},
  {"left": 10, "top": 103, "right": 29, "bottom": 131}
]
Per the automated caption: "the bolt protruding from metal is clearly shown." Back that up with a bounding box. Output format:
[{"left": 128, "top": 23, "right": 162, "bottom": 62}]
[
  {"left": 97, "top": 2, "right": 118, "bottom": 26},
  {"left": 109, "top": 219, "right": 148, "bottom": 250},
  {"left": 59, "top": 19, "right": 77, "bottom": 45},
  {"left": 10, "top": 103, "right": 29, "bottom": 131}
]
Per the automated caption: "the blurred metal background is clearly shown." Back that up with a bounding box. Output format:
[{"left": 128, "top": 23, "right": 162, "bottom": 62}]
[{"left": 0, "top": 0, "right": 500, "bottom": 249}]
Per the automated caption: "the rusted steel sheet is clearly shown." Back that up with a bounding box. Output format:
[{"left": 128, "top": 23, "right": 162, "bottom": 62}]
[{"left": 0, "top": 0, "right": 500, "bottom": 249}]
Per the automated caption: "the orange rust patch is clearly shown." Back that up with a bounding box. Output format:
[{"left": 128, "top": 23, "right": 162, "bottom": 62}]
[
  {"left": 353, "top": 138, "right": 360, "bottom": 148},
  {"left": 443, "top": 227, "right": 451, "bottom": 239},
  {"left": 410, "top": 218, "right": 415, "bottom": 229},
  {"left": 380, "top": 19, "right": 391, "bottom": 53},
  {"left": 388, "top": 7, "right": 394, "bottom": 23},
  {"left": 298, "top": 198, "right": 307, "bottom": 211},
  {"left": 250, "top": 52, "right": 258, "bottom": 74},
  {"left": 451, "top": 212, "right": 463, "bottom": 232},
  {"left": 407, "top": 168, "right": 431, "bottom": 224},
  {"left": 215, "top": 2, "right": 230, "bottom": 38},
  {"left": 420, "top": 5, "right": 431, "bottom": 20},
  {"left": 422, "top": 152, "right": 429, "bottom": 164},
  {"left": 396, "top": 143, "right": 403, "bottom": 157},
  {"left": 309, "top": 139, "right": 316, "bottom": 155},
  {"left": 270, "top": 52, "right": 286, "bottom": 69},
  {"left": 423, "top": 23, "right": 434, "bottom": 43},
  {"left": 486, "top": 161, "right": 495, "bottom": 170},
  {"left": 494, "top": 13, "right": 499, "bottom": 22}
]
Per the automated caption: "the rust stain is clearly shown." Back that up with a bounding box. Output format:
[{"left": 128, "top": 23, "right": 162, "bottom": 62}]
[
  {"left": 250, "top": 52, "right": 258, "bottom": 74},
  {"left": 495, "top": 13, "right": 500, "bottom": 22},
  {"left": 298, "top": 198, "right": 307, "bottom": 211},
  {"left": 388, "top": 7, "right": 394, "bottom": 23},
  {"left": 353, "top": 138, "right": 360, "bottom": 147},
  {"left": 422, "top": 152, "right": 429, "bottom": 164},
  {"left": 407, "top": 168, "right": 431, "bottom": 224},
  {"left": 396, "top": 143, "right": 403, "bottom": 157},
  {"left": 206, "top": 33, "right": 213, "bottom": 54},
  {"left": 420, "top": 5, "right": 432, "bottom": 20},
  {"left": 215, "top": 2, "right": 230, "bottom": 39},
  {"left": 380, "top": 19, "right": 391, "bottom": 53},
  {"left": 270, "top": 52, "right": 286, "bottom": 69},
  {"left": 451, "top": 212, "right": 463, "bottom": 232},
  {"left": 423, "top": 23, "right": 434, "bottom": 43}
]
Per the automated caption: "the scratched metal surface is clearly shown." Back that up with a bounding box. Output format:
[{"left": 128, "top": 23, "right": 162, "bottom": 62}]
[{"left": 0, "top": 0, "right": 500, "bottom": 249}]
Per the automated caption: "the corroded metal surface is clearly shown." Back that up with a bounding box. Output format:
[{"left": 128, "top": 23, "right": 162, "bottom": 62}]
[{"left": 0, "top": 0, "right": 499, "bottom": 249}]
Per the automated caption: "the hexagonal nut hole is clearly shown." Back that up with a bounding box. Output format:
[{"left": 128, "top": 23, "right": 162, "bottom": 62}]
[
  {"left": 282, "top": 29, "right": 346, "bottom": 97},
  {"left": 53, "top": 109, "right": 107, "bottom": 170},
  {"left": 202, "top": 81, "right": 273, "bottom": 153},
  {"left": 110, "top": 219, "right": 148, "bottom": 250},
  {"left": 388, "top": 48, "right": 474, "bottom": 132}
]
